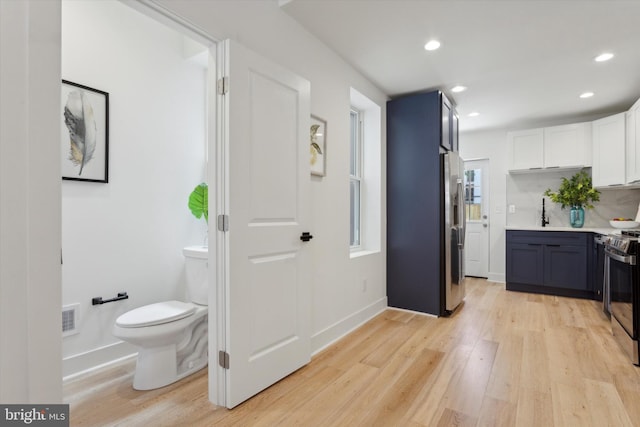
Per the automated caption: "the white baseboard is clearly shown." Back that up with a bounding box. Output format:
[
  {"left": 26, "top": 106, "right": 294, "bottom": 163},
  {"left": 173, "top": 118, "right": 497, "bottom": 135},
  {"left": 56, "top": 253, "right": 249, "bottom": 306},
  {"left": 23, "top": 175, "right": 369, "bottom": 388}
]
[
  {"left": 64, "top": 299, "right": 389, "bottom": 380},
  {"left": 488, "top": 272, "right": 506, "bottom": 283},
  {"left": 63, "top": 341, "right": 137, "bottom": 381},
  {"left": 311, "top": 297, "right": 387, "bottom": 356}
]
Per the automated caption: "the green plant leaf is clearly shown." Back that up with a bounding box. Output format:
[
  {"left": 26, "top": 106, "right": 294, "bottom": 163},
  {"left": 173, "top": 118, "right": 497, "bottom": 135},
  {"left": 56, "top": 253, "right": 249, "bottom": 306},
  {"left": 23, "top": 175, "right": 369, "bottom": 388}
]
[
  {"left": 544, "top": 170, "right": 600, "bottom": 210},
  {"left": 188, "top": 183, "right": 208, "bottom": 223}
]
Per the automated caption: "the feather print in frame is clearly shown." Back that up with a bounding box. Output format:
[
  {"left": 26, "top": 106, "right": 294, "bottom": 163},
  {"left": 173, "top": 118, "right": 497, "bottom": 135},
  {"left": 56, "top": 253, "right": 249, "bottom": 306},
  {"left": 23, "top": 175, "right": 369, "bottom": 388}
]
[
  {"left": 61, "top": 80, "right": 109, "bottom": 183},
  {"left": 310, "top": 115, "right": 326, "bottom": 177}
]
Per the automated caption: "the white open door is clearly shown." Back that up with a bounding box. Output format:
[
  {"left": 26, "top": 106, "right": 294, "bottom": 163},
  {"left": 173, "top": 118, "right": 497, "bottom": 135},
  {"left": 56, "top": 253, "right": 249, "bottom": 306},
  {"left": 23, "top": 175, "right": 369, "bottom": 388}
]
[{"left": 217, "top": 39, "right": 311, "bottom": 408}]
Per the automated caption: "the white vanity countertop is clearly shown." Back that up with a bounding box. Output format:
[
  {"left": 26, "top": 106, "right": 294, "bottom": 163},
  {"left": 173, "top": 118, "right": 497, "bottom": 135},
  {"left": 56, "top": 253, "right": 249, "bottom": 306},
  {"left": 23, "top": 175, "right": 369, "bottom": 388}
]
[{"left": 505, "top": 226, "right": 619, "bottom": 235}]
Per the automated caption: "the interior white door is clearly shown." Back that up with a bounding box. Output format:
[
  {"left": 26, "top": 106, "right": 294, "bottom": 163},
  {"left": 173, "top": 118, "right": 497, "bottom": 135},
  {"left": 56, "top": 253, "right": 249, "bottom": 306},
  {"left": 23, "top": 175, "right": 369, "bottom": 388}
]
[
  {"left": 219, "top": 39, "right": 311, "bottom": 408},
  {"left": 464, "top": 159, "right": 489, "bottom": 278}
]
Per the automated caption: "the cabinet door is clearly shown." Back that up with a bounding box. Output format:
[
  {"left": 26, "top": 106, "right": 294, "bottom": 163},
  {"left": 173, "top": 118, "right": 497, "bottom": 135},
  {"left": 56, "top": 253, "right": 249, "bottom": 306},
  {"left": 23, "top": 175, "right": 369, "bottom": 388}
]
[
  {"left": 441, "top": 95, "right": 452, "bottom": 151},
  {"left": 592, "top": 113, "right": 626, "bottom": 188},
  {"left": 506, "top": 243, "right": 544, "bottom": 285},
  {"left": 627, "top": 100, "right": 640, "bottom": 184},
  {"left": 452, "top": 111, "right": 459, "bottom": 152},
  {"left": 507, "top": 128, "right": 543, "bottom": 171},
  {"left": 543, "top": 245, "right": 587, "bottom": 290},
  {"left": 544, "top": 122, "right": 591, "bottom": 168}
]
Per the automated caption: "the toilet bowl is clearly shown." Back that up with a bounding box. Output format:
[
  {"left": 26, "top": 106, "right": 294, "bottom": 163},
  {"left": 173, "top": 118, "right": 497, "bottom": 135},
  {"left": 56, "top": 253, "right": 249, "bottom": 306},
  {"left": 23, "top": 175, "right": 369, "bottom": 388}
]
[{"left": 113, "top": 246, "right": 209, "bottom": 390}]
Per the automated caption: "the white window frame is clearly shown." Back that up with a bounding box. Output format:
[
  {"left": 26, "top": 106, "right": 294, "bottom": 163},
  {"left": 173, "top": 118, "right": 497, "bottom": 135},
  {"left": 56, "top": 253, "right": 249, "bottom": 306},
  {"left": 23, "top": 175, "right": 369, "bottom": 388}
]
[
  {"left": 350, "top": 107, "right": 363, "bottom": 250},
  {"left": 349, "top": 87, "right": 381, "bottom": 258}
]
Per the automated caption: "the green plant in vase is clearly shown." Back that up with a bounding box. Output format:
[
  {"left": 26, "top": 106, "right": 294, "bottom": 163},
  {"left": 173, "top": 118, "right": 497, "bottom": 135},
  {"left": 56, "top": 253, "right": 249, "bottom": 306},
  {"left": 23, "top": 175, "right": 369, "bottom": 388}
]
[
  {"left": 544, "top": 170, "right": 600, "bottom": 228},
  {"left": 188, "top": 183, "right": 208, "bottom": 245}
]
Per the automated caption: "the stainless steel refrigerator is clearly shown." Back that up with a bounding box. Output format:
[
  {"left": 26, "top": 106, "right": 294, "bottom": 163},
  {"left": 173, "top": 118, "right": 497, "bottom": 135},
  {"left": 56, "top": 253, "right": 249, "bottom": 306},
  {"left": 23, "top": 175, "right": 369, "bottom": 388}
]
[{"left": 443, "top": 150, "right": 466, "bottom": 312}]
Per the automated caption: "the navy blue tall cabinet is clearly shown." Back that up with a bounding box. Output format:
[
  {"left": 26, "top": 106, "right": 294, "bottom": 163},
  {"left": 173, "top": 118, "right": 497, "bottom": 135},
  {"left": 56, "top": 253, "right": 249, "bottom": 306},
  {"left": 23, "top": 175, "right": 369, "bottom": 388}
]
[{"left": 387, "top": 90, "right": 453, "bottom": 316}]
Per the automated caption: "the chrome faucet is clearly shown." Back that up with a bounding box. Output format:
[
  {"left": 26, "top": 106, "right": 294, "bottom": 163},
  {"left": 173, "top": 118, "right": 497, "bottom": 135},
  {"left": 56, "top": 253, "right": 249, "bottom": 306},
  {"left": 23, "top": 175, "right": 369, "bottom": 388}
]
[{"left": 541, "top": 198, "right": 550, "bottom": 227}]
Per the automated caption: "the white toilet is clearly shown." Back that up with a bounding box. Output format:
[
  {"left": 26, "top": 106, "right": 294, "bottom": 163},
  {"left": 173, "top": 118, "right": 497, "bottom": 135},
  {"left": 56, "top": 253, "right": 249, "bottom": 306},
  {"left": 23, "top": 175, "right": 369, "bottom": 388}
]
[{"left": 113, "top": 246, "right": 209, "bottom": 390}]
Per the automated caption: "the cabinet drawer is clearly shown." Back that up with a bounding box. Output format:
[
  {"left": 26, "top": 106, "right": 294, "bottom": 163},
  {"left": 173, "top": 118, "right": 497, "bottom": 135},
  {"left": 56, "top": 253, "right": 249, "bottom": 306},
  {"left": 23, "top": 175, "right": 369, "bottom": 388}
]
[{"left": 507, "top": 230, "right": 588, "bottom": 246}]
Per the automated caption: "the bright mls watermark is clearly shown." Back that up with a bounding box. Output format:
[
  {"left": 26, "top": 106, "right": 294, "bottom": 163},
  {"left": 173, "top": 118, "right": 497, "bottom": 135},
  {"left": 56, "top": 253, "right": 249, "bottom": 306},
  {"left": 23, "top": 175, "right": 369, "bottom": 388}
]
[{"left": 0, "top": 405, "right": 69, "bottom": 426}]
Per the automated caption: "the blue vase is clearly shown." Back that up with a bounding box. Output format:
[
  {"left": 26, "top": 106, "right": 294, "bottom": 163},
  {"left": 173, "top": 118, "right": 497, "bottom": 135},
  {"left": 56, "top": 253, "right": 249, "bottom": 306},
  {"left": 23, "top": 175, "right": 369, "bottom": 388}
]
[{"left": 570, "top": 205, "right": 585, "bottom": 228}]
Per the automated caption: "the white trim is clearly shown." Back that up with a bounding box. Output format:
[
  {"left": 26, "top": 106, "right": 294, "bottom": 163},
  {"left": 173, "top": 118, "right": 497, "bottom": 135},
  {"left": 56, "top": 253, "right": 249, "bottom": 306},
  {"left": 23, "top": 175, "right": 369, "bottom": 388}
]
[
  {"left": 349, "top": 249, "right": 380, "bottom": 259},
  {"left": 120, "top": 0, "right": 219, "bottom": 45},
  {"left": 487, "top": 273, "right": 506, "bottom": 283},
  {"left": 62, "top": 341, "right": 137, "bottom": 379},
  {"left": 311, "top": 297, "right": 387, "bottom": 356},
  {"left": 386, "top": 306, "right": 438, "bottom": 318}
]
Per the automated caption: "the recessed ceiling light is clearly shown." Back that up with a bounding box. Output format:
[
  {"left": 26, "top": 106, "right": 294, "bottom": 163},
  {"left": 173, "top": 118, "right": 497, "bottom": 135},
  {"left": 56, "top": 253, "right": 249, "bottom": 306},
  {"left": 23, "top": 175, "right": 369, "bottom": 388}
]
[
  {"left": 424, "top": 40, "right": 441, "bottom": 51},
  {"left": 594, "top": 53, "right": 614, "bottom": 62},
  {"left": 580, "top": 92, "right": 595, "bottom": 99},
  {"left": 468, "top": 112, "right": 480, "bottom": 117},
  {"left": 451, "top": 86, "right": 467, "bottom": 93}
]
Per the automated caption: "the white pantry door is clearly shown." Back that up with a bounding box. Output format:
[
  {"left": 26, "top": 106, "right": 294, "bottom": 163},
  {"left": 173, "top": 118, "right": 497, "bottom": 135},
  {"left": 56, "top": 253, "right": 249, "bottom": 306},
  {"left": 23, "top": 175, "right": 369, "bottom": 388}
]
[
  {"left": 219, "top": 39, "right": 311, "bottom": 408},
  {"left": 464, "top": 159, "right": 489, "bottom": 278}
]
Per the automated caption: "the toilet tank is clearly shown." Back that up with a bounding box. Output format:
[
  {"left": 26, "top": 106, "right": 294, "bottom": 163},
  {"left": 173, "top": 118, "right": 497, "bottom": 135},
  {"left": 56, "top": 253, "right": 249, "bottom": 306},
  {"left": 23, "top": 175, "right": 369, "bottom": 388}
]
[{"left": 183, "top": 246, "right": 208, "bottom": 305}]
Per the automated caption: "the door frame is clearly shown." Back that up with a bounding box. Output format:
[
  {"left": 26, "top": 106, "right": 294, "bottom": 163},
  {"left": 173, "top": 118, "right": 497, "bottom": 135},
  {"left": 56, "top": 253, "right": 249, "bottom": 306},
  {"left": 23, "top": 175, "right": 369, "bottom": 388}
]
[
  {"left": 463, "top": 157, "right": 490, "bottom": 278},
  {"left": 119, "top": 0, "right": 227, "bottom": 406}
]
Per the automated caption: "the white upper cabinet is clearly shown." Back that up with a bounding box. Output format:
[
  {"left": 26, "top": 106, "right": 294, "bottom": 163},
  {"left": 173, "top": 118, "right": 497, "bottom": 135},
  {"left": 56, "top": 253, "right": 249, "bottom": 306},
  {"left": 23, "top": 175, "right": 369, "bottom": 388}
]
[
  {"left": 507, "top": 128, "right": 543, "bottom": 170},
  {"left": 507, "top": 129, "right": 544, "bottom": 170},
  {"left": 507, "top": 122, "right": 591, "bottom": 172},
  {"left": 592, "top": 112, "right": 626, "bottom": 188},
  {"left": 543, "top": 123, "right": 592, "bottom": 168},
  {"left": 626, "top": 98, "right": 640, "bottom": 184}
]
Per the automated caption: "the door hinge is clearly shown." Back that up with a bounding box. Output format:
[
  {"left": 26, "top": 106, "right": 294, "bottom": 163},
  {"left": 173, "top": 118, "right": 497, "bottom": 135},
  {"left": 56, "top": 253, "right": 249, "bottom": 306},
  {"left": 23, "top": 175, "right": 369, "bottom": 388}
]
[
  {"left": 217, "top": 214, "right": 229, "bottom": 232},
  {"left": 217, "top": 76, "right": 229, "bottom": 95},
  {"left": 218, "top": 350, "right": 230, "bottom": 369}
]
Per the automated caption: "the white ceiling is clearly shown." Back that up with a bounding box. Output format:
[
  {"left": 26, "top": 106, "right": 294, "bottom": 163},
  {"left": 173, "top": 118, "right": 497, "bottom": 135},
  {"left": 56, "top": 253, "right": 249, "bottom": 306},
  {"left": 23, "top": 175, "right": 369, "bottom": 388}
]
[{"left": 281, "top": 0, "right": 640, "bottom": 133}]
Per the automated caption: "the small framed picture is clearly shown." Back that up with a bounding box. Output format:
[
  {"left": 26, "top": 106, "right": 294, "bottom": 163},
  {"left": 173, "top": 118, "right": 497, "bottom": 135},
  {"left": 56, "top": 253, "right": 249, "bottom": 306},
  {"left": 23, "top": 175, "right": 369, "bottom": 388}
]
[
  {"left": 310, "top": 115, "right": 327, "bottom": 177},
  {"left": 61, "top": 80, "right": 109, "bottom": 183}
]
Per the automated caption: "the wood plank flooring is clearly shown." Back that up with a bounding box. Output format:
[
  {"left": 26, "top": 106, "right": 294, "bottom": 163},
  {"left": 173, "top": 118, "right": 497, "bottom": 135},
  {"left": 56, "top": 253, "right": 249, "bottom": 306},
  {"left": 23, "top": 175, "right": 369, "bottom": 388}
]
[{"left": 64, "top": 278, "right": 640, "bottom": 426}]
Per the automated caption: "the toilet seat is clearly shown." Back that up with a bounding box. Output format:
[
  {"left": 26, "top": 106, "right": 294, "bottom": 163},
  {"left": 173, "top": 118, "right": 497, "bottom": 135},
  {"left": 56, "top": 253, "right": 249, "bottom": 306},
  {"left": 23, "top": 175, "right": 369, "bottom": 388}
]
[{"left": 116, "top": 300, "right": 196, "bottom": 328}]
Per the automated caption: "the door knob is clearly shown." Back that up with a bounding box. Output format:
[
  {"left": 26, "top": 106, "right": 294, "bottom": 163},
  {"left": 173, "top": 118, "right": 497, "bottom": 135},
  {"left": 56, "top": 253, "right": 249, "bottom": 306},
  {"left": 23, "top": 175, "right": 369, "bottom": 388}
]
[{"left": 300, "top": 232, "right": 313, "bottom": 242}]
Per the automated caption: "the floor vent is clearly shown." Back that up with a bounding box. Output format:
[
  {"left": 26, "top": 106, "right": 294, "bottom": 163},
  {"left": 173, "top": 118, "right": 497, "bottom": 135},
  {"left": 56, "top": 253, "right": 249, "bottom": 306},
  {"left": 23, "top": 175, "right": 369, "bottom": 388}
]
[{"left": 62, "top": 303, "right": 80, "bottom": 337}]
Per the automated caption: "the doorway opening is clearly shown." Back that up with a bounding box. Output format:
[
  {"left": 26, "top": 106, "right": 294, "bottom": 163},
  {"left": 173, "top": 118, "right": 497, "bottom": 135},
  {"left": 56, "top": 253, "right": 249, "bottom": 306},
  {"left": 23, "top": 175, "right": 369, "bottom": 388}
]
[{"left": 60, "top": 0, "right": 219, "bottom": 404}]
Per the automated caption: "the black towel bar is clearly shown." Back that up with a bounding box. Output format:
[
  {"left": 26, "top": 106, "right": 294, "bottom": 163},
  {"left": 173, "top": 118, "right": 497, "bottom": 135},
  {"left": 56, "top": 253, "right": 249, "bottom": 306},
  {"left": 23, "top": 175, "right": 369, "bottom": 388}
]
[{"left": 92, "top": 292, "right": 128, "bottom": 305}]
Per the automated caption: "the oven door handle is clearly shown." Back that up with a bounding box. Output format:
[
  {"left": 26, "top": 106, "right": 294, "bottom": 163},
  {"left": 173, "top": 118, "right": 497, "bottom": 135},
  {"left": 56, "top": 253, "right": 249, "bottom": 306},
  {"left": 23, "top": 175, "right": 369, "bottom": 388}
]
[{"left": 605, "top": 248, "right": 637, "bottom": 265}]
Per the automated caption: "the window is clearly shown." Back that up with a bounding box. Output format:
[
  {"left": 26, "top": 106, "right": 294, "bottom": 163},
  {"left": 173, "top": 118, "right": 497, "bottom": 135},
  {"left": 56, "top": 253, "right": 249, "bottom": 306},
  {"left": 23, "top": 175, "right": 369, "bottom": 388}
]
[
  {"left": 464, "top": 168, "right": 482, "bottom": 221},
  {"left": 350, "top": 108, "right": 362, "bottom": 248},
  {"left": 349, "top": 88, "right": 381, "bottom": 256}
]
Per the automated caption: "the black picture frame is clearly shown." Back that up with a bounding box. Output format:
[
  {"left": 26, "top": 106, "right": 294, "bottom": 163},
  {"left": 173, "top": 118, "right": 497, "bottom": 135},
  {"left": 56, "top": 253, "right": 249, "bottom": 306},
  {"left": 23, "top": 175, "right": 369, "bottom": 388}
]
[{"left": 61, "top": 80, "right": 109, "bottom": 183}]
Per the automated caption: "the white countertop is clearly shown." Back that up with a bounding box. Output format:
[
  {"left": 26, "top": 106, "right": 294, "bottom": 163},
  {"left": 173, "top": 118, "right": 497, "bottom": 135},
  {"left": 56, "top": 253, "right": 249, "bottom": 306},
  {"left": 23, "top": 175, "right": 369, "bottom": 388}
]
[{"left": 505, "top": 226, "right": 618, "bottom": 235}]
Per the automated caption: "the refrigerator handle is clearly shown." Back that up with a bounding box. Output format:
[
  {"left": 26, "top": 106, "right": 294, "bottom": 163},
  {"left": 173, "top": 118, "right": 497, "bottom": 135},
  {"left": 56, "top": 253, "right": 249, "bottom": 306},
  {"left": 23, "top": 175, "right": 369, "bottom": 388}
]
[{"left": 457, "top": 179, "right": 465, "bottom": 249}]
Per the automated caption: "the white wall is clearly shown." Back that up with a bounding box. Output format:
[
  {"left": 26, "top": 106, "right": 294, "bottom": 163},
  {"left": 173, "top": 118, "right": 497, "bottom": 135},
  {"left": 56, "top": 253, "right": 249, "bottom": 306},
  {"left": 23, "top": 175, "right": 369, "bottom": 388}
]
[
  {"left": 0, "top": 0, "right": 62, "bottom": 403},
  {"left": 459, "top": 129, "right": 507, "bottom": 282},
  {"left": 156, "top": 0, "right": 388, "bottom": 352},
  {"left": 61, "top": 0, "right": 207, "bottom": 376}
]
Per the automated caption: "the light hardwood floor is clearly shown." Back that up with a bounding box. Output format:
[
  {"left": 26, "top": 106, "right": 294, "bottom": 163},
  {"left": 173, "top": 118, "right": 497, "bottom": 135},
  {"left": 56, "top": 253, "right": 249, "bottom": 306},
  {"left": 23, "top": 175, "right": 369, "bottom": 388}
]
[{"left": 64, "top": 278, "right": 640, "bottom": 426}]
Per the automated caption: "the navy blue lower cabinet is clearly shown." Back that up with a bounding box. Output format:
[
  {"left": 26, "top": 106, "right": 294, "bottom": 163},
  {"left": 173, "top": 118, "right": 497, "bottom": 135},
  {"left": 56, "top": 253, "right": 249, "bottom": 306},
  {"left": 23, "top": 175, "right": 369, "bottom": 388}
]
[
  {"left": 506, "top": 230, "right": 594, "bottom": 299},
  {"left": 506, "top": 243, "right": 543, "bottom": 285},
  {"left": 543, "top": 245, "right": 587, "bottom": 290}
]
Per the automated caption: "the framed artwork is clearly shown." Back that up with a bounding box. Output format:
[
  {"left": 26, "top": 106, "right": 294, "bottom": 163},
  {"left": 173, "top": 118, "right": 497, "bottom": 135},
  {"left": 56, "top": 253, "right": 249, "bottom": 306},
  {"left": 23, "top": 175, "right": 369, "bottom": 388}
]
[
  {"left": 310, "top": 115, "right": 326, "bottom": 176},
  {"left": 61, "top": 80, "right": 109, "bottom": 183}
]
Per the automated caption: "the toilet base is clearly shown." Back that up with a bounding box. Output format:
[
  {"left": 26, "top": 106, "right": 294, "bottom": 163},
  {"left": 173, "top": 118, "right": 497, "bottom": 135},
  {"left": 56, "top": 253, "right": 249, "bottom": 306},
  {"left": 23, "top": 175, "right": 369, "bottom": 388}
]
[
  {"left": 130, "top": 314, "right": 209, "bottom": 390},
  {"left": 133, "top": 345, "right": 208, "bottom": 390}
]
